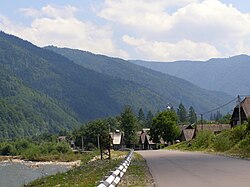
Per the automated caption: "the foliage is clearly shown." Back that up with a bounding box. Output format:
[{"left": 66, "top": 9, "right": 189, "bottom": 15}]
[
  {"left": 192, "top": 130, "right": 214, "bottom": 149},
  {"left": 0, "top": 139, "right": 73, "bottom": 161},
  {"left": 213, "top": 130, "right": 232, "bottom": 152},
  {"left": 247, "top": 117, "right": 250, "bottom": 131},
  {"left": 145, "top": 110, "right": 154, "bottom": 127},
  {"left": 26, "top": 151, "right": 126, "bottom": 187},
  {"left": 120, "top": 106, "right": 139, "bottom": 147},
  {"left": 47, "top": 45, "right": 234, "bottom": 118},
  {"left": 217, "top": 114, "right": 232, "bottom": 124},
  {"left": 74, "top": 120, "right": 109, "bottom": 150},
  {"left": 177, "top": 103, "right": 187, "bottom": 123},
  {"left": 188, "top": 106, "right": 197, "bottom": 124},
  {"left": 168, "top": 124, "right": 250, "bottom": 158},
  {"left": 150, "top": 110, "right": 180, "bottom": 143}
]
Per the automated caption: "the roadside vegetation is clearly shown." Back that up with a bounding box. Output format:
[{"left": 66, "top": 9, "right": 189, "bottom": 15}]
[
  {"left": 0, "top": 134, "right": 87, "bottom": 162},
  {"left": 26, "top": 151, "right": 127, "bottom": 187},
  {"left": 119, "top": 152, "right": 153, "bottom": 187},
  {"left": 167, "top": 121, "right": 250, "bottom": 158}
]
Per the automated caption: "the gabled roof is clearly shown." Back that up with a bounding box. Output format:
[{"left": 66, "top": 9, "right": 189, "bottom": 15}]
[
  {"left": 110, "top": 132, "right": 123, "bottom": 145},
  {"left": 196, "top": 124, "right": 231, "bottom": 132},
  {"left": 240, "top": 97, "right": 250, "bottom": 117},
  {"left": 182, "top": 129, "right": 195, "bottom": 141}
]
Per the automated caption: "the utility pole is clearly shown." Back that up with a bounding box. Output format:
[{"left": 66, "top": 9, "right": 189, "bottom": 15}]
[
  {"left": 238, "top": 95, "right": 241, "bottom": 125},
  {"left": 97, "top": 134, "right": 100, "bottom": 149},
  {"left": 201, "top": 114, "right": 203, "bottom": 131},
  {"left": 81, "top": 136, "right": 84, "bottom": 151}
]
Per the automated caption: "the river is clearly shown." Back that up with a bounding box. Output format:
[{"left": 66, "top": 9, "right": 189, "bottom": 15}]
[{"left": 0, "top": 160, "right": 75, "bottom": 187}]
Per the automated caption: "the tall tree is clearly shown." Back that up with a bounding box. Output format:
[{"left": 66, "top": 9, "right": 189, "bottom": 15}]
[
  {"left": 120, "top": 106, "right": 138, "bottom": 147},
  {"left": 177, "top": 103, "right": 187, "bottom": 123},
  {"left": 138, "top": 108, "right": 146, "bottom": 128},
  {"left": 138, "top": 108, "right": 145, "bottom": 121},
  {"left": 146, "top": 110, "right": 154, "bottom": 127},
  {"left": 188, "top": 106, "right": 197, "bottom": 124},
  {"left": 150, "top": 110, "right": 180, "bottom": 143}
]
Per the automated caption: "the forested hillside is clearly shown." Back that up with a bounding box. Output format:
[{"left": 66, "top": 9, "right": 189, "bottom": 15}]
[
  {"left": 0, "top": 66, "right": 80, "bottom": 139},
  {"left": 0, "top": 31, "right": 165, "bottom": 139},
  {"left": 47, "top": 46, "right": 234, "bottom": 114},
  {"left": 131, "top": 55, "right": 250, "bottom": 96}
]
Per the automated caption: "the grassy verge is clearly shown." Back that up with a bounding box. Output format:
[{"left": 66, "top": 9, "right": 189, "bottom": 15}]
[
  {"left": 26, "top": 151, "right": 127, "bottom": 187},
  {"left": 166, "top": 124, "right": 250, "bottom": 159},
  {"left": 118, "top": 152, "right": 154, "bottom": 187}
]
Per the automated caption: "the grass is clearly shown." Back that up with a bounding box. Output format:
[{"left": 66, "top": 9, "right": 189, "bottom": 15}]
[
  {"left": 26, "top": 151, "right": 127, "bottom": 187},
  {"left": 118, "top": 152, "right": 153, "bottom": 187},
  {"left": 166, "top": 124, "right": 250, "bottom": 159}
]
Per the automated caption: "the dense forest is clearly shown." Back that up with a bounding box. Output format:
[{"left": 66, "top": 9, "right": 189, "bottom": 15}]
[{"left": 0, "top": 31, "right": 234, "bottom": 139}]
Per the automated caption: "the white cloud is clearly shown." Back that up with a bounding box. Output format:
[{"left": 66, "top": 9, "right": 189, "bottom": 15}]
[
  {"left": 19, "top": 5, "right": 77, "bottom": 18},
  {"left": 99, "top": 0, "right": 198, "bottom": 32},
  {"left": 123, "top": 35, "right": 220, "bottom": 61},
  {"left": 99, "top": 0, "right": 250, "bottom": 61},
  {"left": 0, "top": 5, "right": 128, "bottom": 58}
]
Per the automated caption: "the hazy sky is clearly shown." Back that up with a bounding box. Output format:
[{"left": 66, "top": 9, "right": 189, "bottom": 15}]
[{"left": 1, "top": 0, "right": 250, "bottom": 61}]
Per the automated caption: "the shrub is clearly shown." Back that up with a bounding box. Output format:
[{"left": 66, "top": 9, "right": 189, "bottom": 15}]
[
  {"left": 192, "top": 130, "right": 214, "bottom": 149},
  {"left": 0, "top": 143, "right": 16, "bottom": 155},
  {"left": 238, "top": 134, "right": 250, "bottom": 154},
  {"left": 230, "top": 124, "right": 247, "bottom": 144},
  {"left": 55, "top": 142, "right": 71, "bottom": 154},
  {"left": 213, "top": 130, "right": 232, "bottom": 152}
]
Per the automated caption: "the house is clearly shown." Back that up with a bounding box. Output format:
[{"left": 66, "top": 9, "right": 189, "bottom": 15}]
[
  {"left": 180, "top": 124, "right": 195, "bottom": 141},
  {"left": 230, "top": 97, "right": 250, "bottom": 127},
  {"left": 138, "top": 129, "right": 157, "bottom": 150},
  {"left": 110, "top": 130, "right": 124, "bottom": 150},
  {"left": 196, "top": 124, "right": 231, "bottom": 134}
]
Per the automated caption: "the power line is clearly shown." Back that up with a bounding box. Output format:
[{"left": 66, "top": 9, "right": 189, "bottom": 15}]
[{"left": 202, "top": 97, "right": 237, "bottom": 115}]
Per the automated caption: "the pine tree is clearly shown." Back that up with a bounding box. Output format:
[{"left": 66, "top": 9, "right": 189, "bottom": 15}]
[
  {"left": 146, "top": 110, "right": 154, "bottom": 127},
  {"left": 138, "top": 108, "right": 145, "bottom": 121},
  {"left": 120, "top": 106, "right": 138, "bottom": 147},
  {"left": 177, "top": 103, "right": 187, "bottom": 123},
  {"left": 188, "top": 106, "right": 197, "bottom": 124}
]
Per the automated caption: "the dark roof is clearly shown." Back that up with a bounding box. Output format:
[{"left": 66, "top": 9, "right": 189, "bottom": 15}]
[
  {"left": 240, "top": 97, "right": 250, "bottom": 117},
  {"left": 182, "top": 129, "right": 195, "bottom": 141},
  {"left": 196, "top": 124, "right": 231, "bottom": 132}
]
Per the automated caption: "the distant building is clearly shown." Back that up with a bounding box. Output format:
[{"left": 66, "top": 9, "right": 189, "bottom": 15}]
[
  {"left": 230, "top": 97, "right": 250, "bottom": 127},
  {"left": 110, "top": 130, "right": 125, "bottom": 150},
  {"left": 180, "top": 124, "right": 195, "bottom": 141},
  {"left": 196, "top": 124, "right": 231, "bottom": 134},
  {"left": 138, "top": 129, "right": 157, "bottom": 150}
]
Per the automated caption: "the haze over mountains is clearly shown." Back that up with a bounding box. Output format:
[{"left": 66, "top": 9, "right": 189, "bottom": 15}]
[
  {"left": 131, "top": 55, "right": 250, "bottom": 96},
  {"left": 0, "top": 31, "right": 235, "bottom": 138}
]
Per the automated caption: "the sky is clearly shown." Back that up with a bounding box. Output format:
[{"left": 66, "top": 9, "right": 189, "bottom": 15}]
[{"left": 1, "top": 0, "right": 250, "bottom": 61}]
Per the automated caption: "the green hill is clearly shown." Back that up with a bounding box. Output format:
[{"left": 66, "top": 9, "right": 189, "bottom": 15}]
[
  {"left": 0, "top": 66, "right": 80, "bottom": 139},
  {"left": 46, "top": 46, "right": 234, "bottom": 114},
  {"left": 0, "top": 32, "right": 164, "bottom": 126}
]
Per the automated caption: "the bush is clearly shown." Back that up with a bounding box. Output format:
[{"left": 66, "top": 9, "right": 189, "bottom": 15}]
[
  {"left": 21, "top": 145, "right": 42, "bottom": 161},
  {"left": 230, "top": 124, "right": 247, "bottom": 144},
  {"left": 192, "top": 130, "right": 214, "bottom": 149},
  {"left": 213, "top": 130, "right": 232, "bottom": 152},
  {"left": 55, "top": 142, "right": 71, "bottom": 154},
  {"left": 238, "top": 134, "right": 250, "bottom": 154},
  {"left": 0, "top": 143, "right": 16, "bottom": 155}
]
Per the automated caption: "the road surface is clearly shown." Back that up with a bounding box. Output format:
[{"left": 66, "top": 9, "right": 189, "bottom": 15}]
[{"left": 138, "top": 150, "right": 250, "bottom": 187}]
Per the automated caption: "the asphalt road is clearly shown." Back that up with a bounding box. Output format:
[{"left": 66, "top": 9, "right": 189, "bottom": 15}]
[{"left": 138, "top": 150, "right": 250, "bottom": 187}]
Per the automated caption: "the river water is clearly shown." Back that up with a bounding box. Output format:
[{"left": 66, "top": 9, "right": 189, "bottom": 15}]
[{"left": 0, "top": 161, "right": 71, "bottom": 187}]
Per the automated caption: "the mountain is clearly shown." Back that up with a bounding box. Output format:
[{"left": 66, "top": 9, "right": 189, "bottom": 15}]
[
  {"left": 46, "top": 46, "right": 234, "bottom": 114},
  {"left": 0, "top": 31, "right": 165, "bottom": 128},
  {"left": 0, "top": 66, "right": 80, "bottom": 139},
  {"left": 130, "top": 55, "right": 250, "bottom": 96}
]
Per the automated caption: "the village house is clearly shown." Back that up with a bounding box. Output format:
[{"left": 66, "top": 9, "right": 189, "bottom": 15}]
[
  {"left": 138, "top": 129, "right": 157, "bottom": 150},
  {"left": 196, "top": 124, "right": 231, "bottom": 134},
  {"left": 230, "top": 96, "right": 250, "bottom": 127},
  {"left": 110, "top": 130, "right": 124, "bottom": 150},
  {"left": 180, "top": 124, "right": 195, "bottom": 141}
]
